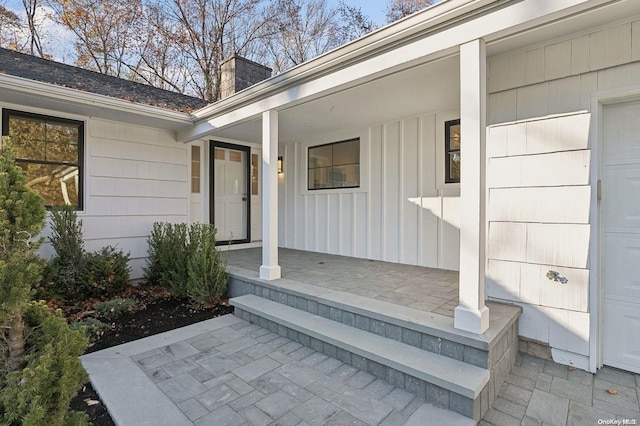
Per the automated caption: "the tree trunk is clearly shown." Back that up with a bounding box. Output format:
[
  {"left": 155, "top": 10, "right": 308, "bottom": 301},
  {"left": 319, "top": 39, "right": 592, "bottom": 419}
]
[{"left": 6, "top": 307, "right": 25, "bottom": 373}]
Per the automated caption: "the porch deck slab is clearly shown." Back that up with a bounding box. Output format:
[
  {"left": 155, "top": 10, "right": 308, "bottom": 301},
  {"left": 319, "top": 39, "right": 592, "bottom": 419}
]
[{"left": 226, "top": 248, "right": 460, "bottom": 316}]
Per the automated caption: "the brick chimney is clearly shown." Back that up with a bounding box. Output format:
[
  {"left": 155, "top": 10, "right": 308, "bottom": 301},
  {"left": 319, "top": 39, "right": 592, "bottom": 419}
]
[{"left": 220, "top": 55, "right": 272, "bottom": 99}]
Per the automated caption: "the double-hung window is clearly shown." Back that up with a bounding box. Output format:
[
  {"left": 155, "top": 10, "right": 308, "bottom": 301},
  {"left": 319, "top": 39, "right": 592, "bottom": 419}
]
[
  {"left": 308, "top": 139, "right": 359, "bottom": 190},
  {"left": 2, "top": 109, "right": 84, "bottom": 208}
]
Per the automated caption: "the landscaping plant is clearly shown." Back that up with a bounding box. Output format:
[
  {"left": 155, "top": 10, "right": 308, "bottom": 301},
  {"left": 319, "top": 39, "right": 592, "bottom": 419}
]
[
  {"left": 0, "top": 136, "right": 47, "bottom": 373},
  {"left": 0, "top": 137, "right": 89, "bottom": 425},
  {"left": 145, "top": 222, "right": 228, "bottom": 303},
  {"left": 45, "top": 206, "right": 131, "bottom": 301}
]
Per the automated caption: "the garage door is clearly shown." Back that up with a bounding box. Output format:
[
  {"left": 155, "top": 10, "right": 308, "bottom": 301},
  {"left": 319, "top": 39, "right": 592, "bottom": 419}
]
[{"left": 603, "top": 100, "right": 640, "bottom": 374}]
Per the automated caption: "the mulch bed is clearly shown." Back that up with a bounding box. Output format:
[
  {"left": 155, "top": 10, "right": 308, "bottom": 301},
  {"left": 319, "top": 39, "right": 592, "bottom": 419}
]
[{"left": 60, "top": 286, "right": 234, "bottom": 425}]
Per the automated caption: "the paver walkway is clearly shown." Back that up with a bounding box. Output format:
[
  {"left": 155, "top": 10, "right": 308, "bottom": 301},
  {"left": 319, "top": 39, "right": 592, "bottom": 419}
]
[
  {"left": 482, "top": 354, "right": 640, "bottom": 426},
  {"left": 82, "top": 314, "right": 640, "bottom": 426},
  {"left": 82, "top": 314, "right": 470, "bottom": 426}
]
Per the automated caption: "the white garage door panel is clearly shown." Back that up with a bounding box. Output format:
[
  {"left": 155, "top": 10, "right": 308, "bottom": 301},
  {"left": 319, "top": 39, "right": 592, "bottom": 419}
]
[
  {"left": 604, "top": 101, "right": 640, "bottom": 162},
  {"left": 604, "top": 165, "right": 640, "bottom": 232},
  {"left": 604, "top": 236, "right": 640, "bottom": 303},
  {"left": 603, "top": 100, "right": 640, "bottom": 373},
  {"left": 603, "top": 301, "right": 640, "bottom": 374}
]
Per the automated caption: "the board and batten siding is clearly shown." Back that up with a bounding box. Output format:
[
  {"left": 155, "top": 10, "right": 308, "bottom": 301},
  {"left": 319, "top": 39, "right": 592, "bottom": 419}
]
[
  {"left": 278, "top": 114, "right": 460, "bottom": 271},
  {"left": 46, "top": 118, "right": 190, "bottom": 279},
  {"left": 485, "top": 15, "right": 640, "bottom": 368}
]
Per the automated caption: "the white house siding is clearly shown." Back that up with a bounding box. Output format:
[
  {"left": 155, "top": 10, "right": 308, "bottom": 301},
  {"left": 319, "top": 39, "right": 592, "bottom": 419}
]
[
  {"left": 278, "top": 114, "right": 460, "bottom": 271},
  {"left": 42, "top": 118, "right": 190, "bottom": 279},
  {"left": 486, "top": 16, "right": 640, "bottom": 370}
]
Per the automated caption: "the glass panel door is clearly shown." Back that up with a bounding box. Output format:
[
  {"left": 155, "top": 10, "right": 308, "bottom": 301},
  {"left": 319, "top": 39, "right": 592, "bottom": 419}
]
[{"left": 211, "top": 142, "right": 251, "bottom": 243}]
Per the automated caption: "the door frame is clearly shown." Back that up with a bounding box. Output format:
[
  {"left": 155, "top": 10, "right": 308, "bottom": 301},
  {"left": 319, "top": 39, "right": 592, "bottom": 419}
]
[
  {"left": 210, "top": 140, "right": 252, "bottom": 245},
  {"left": 592, "top": 86, "right": 640, "bottom": 373}
]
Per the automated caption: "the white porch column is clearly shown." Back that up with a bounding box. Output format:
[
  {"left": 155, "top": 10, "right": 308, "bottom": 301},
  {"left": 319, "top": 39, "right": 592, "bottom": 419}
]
[
  {"left": 454, "top": 38, "right": 489, "bottom": 334},
  {"left": 260, "top": 110, "right": 281, "bottom": 280}
]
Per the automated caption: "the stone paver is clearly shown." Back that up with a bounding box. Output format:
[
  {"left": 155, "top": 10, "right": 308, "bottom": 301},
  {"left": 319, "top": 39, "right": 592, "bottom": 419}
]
[
  {"left": 83, "top": 314, "right": 640, "bottom": 426},
  {"left": 483, "top": 354, "right": 640, "bottom": 426},
  {"left": 85, "top": 315, "right": 468, "bottom": 425},
  {"left": 228, "top": 248, "right": 459, "bottom": 316}
]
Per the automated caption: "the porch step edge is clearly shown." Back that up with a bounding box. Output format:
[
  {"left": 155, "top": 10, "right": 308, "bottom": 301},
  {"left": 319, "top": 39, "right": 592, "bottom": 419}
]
[
  {"left": 230, "top": 294, "right": 490, "bottom": 400},
  {"left": 228, "top": 266, "right": 521, "bottom": 351}
]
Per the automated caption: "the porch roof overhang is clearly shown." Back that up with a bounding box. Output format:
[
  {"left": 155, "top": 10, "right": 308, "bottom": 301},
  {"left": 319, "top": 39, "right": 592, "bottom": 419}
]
[
  {"left": 178, "top": 0, "right": 637, "bottom": 144},
  {"left": 0, "top": 73, "right": 193, "bottom": 131}
]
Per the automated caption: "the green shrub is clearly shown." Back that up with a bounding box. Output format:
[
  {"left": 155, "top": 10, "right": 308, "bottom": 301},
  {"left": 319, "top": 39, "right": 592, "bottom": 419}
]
[
  {"left": 85, "top": 246, "right": 131, "bottom": 296},
  {"left": 0, "top": 137, "right": 47, "bottom": 373},
  {"left": 145, "top": 222, "right": 189, "bottom": 295},
  {"left": 145, "top": 222, "right": 228, "bottom": 302},
  {"left": 69, "top": 317, "right": 111, "bottom": 341},
  {"left": 95, "top": 297, "right": 136, "bottom": 320},
  {"left": 186, "top": 224, "right": 228, "bottom": 303},
  {"left": 47, "top": 206, "right": 86, "bottom": 299},
  {"left": 0, "top": 301, "right": 89, "bottom": 425},
  {"left": 44, "top": 207, "right": 131, "bottom": 301}
]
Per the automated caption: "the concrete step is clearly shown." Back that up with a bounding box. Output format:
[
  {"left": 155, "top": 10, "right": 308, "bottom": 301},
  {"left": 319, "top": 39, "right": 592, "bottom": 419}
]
[{"left": 231, "top": 294, "right": 490, "bottom": 421}]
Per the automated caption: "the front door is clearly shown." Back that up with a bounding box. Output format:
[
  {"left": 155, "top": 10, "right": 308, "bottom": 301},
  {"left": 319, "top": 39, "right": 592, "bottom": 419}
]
[
  {"left": 211, "top": 142, "right": 250, "bottom": 244},
  {"left": 602, "top": 100, "right": 640, "bottom": 374}
]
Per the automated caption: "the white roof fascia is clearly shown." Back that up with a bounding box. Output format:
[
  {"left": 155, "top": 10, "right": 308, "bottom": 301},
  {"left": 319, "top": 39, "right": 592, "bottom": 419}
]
[
  {"left": 180, "top": 0, "right": 610, "bottom": 143},
  {"left": 0, "top": 73, "right": 193, "bottom": 126}
]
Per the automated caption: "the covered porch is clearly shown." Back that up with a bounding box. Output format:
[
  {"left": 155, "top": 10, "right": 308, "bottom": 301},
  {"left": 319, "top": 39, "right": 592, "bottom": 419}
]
[{"left": 227, "top": 247, "right": 459, "bottom": 317}]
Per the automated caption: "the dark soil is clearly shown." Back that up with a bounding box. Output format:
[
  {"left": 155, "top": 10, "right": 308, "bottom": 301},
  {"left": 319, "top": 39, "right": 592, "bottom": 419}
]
[{"left": 65, "top": 290, "right": 234, "bottom": 425}]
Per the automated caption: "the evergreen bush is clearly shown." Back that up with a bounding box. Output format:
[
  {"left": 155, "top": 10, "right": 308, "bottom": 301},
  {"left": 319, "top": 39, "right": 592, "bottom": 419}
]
[
  {"left": 85, "top": 246, "right": 131, "bottom": 296},
  {"left": 45, "top": 207, "right": 131, "bottom": 300},
  {"left": 0, "top": 302, "right": 89, "bottom": 426},
  {"left": 0, "top": 137, "right": 47, "bottom": 373},
  {"left": 186, "top": 224, "right": 228, "bottom": 303},
  {"left": 69, "top": 317, "right": 111, "bottom": 341},
  {"left": 0, "top": 138, "right": 88, "bottom": 425},
  {"left": 47, "top": 206, "right": 86, "bottom": 299},
  {"left": 95, "top": 297, "right": 136, "bottom": 320},
  {"left": 145, "top": 222, "right": 228, "bottom": 302}
]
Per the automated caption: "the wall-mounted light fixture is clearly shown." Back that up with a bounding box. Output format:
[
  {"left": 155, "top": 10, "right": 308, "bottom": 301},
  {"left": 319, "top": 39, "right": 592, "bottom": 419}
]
[{"left": 277, "top": 156, "right": 283, "bottom": 174}]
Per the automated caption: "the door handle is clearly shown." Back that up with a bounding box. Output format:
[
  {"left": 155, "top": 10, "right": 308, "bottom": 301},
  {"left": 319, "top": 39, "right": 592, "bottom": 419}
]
[{"left": 242, "top": 197, "right": 247, "bottom": 201}]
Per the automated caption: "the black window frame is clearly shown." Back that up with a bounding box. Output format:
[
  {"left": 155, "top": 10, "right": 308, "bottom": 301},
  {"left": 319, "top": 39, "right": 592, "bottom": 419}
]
[
  {"left": 444, "top": 119, "right": 461, "bottom": 184},
  {"left": 1, "top": 109, "right": 84, "bottom": 210},
  {"left": 307, "top": 138, "right": 360, "bottom": 191}
]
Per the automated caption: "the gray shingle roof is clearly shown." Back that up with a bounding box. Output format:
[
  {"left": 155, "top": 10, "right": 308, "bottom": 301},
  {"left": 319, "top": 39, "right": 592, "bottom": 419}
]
[{"left": 0, "top": 48, "right": 209, "bottom": 112}]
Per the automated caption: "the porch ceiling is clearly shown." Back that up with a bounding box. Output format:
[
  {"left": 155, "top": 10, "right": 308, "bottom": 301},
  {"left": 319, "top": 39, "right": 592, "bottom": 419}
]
[{"left": 209, "top": 56, "right": 461, "bottom": 144}]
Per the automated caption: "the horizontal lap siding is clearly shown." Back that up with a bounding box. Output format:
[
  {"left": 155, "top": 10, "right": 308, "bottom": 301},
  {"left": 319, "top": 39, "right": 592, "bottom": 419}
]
[
  {"left": 486, "top": 18, "right": 640, "bottom": 352},
  {"left": 486, "top": 111, "right": 592, "bottom": 354},
  {"left": 82, "top": 119, "right": 189, "bottom": 278},
  {"left": 279, "top": 113, "right": 459, "bottom": 270},
  {"left": 484, "top": 17, "right": 640, "bottom": 355}
]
